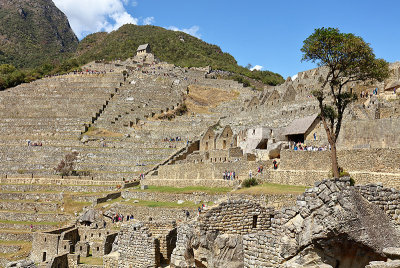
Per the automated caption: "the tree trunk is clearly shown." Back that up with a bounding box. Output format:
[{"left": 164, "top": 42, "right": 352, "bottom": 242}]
[{"left": 330, "top": 142, "right": 340, "bottom": 178}]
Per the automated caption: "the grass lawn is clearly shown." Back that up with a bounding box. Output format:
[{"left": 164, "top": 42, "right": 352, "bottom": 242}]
[
  {"left": 79, "top": 256, "right": 103, "bottom": 265},
  {"left": 97, "top": 196, "right": 210, "bottom": 209},
  {"left": 133, "top": 185, "right": 231, "bottom": 194},
  {"left": 63, "top": 195, "right": 92, "bottom": 214},
  {"left": 234, "top": 182, "right": 308, "bottom": 195},
  {"left": 126, "top": 199, "right": 213, "bottom": 209}
]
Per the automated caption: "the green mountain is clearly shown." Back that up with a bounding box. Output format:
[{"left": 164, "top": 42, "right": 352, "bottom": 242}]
[
  {"left": 0, "top": 1, "right": 283, "bottom": 88},
  {"left": 0, "top": 0, "right": 78, "bottom": 68},
  {"left": 77, "top": 25, "right": 284, "bottom": 86}
]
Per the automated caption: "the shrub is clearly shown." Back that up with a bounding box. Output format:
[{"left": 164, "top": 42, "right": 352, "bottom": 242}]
[
  {"left": 332, "top": 167, "right": 355, "bottom": 185},
  {"left": 54, "top": 151, "right": 79, "bottom": 176},
  {"left": 242, "top": 177, "right": 258, "bottom": 188}
]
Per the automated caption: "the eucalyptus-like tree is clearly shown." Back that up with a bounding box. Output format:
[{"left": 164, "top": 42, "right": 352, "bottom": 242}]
[{"left": 301, "top": 27, "right": 389, "bottom": 178}]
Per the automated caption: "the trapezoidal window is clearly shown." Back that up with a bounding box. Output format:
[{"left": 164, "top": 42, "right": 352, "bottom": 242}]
[{"left": 252, "top": 215, "right": 258, "bottom": 228}]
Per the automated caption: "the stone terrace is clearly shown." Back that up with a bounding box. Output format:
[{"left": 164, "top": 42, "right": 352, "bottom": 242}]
[{"left": 0, "top": 72, "right": 123, "bottom": 178}]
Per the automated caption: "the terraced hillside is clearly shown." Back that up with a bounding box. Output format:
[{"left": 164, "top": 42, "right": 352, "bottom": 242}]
[
  {"left": 0, "top": 60, "right": 258, "bottom": 180},
  {"left": 0, "top": 177, "right": 127, "bottom": 266}
]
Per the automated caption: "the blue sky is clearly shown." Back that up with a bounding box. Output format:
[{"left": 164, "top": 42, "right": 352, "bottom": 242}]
[{"left": 53, "top": 0, "right": 400, "bottom": 78}]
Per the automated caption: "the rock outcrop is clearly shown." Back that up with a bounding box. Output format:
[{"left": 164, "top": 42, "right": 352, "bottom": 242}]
[{"left": 171, "top": 178, "right": 400, "bottom": 268}]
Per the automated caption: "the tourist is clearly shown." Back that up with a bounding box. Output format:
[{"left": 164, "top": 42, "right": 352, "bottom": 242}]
[
  {"left": 198, "top": 207, "right": 201, "bottom": 215},
  {"left": 249, "top": 170, "right": 252, "bottom": 179},
  {"left": 185, "top": 210, "right": 190, "bottom": 220},
  {"left": 273, "top": 160, "right": 278, "bottom": 170}
]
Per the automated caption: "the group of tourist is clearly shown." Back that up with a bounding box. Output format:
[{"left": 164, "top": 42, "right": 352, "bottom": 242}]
[
  {"left": 112, "top": 213, "right": 134, "bottom": 223},
  {"left": 27, "top": 140, "right": 42, "bottom": 146},
  {"left": 138, "top": 173, "right": 145, "bottom": 180},
  {"left": 360, "top": 88, "right": 379, "bottom": 98},
  {"left": 163, "top": 137, "right": 183, "bottom": 142},
  {"left": 293, "top": 142, "right": 329, "bottom": 151},
  {"left": 222, "top": 170, "right": 236, "bottom": 180}
]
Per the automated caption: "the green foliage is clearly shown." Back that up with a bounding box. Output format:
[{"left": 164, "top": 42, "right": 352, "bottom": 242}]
[
  {"left": 302, "top": 27, "right": 390, "bottom": 177},
  {"left": 301, "top": 27, "right": 390, "bottom": 85},
  {"left": 0, "top": 0, "right": 78, "bottom": 69},
  {"left": 77, "top": 25, "right": 284, "bottom": 86},
  {"left": 242, "top": 177, "right": 259, "bottom": 188},
  {"left": 331, "top": 168, "right": 354, "bottom": 185},
  {"left": 232, "top": 75, "right": 251, "bottom": 87},
  {"left": 0, "top": 60, "right": 81, "bottom": 91},
  {"left": 0, "top": 64, "right": 16, "bottom": 74}
]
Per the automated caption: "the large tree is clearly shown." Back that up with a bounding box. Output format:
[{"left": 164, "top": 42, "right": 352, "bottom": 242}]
[{"left": 301, "top": 27, "right": 389, "bottom": 178}]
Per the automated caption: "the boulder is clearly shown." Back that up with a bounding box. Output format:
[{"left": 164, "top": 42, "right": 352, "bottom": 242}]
[{"left": 268, "top": 142, "right": 284, "bottom": 159}]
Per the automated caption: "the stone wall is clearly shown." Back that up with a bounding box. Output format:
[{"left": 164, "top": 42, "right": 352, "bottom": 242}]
[
  {"left": 145, "top": 221, "right": 177, "bottom": 264},
  {"left": 262, "top": 169, "right": 329, "bottom": 186},
  {"left": 280, "top": 149, "right": 400, "bottom": 173},
  {"left": 198, "top": 199, "right": 275, "bottom": 235},
  {"left": 171, "top": 177, "right": 400, "bottom": 267},
  {"left": 118, "top": 223, "right": 160, "bottom": 268},
  {"left": 149, "top": 160, "right": 266, "bottom": 187},
  {"left": 105, "top": 203, "right": 197, "bottom": 222},
  {"left": 338, "top": 118, "right": 400, "bottom": 149},
  {"left": 243, "top": 232, "right": 283, "bottom": 267},
  {"left": 356, "top": 183, "right": 400, "bottom": 224}
]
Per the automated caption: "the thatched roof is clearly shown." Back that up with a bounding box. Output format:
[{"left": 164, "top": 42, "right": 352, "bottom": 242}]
[
  {"left": 137, "top": 44, "right": 149, "bottom": 51},
  {"left": 284, "top": 114, "right": 319, "bottom": 136}
]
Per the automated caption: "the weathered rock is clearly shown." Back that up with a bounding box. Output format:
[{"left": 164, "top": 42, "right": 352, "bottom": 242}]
[{"left": 268, "top": 142, "right": 284, "bottom": 159}]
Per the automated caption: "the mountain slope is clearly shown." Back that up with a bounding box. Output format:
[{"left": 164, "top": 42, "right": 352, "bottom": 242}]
[
  {"left": 0, "top": 0, "right": 78, "bottom": 68},
  {"left": 77, "top": 24, "right": 284, "bottom": 86}
]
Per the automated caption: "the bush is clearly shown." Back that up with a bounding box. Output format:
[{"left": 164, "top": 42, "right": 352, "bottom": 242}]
[
  {"left": 332, "top": 167, "right": 355, "bottom": 185},
  {"left": 242, "top": 177, "right": 258, "bottom": 188},
  {"left": 54, "top": 151, "right": 79, "bottom": 176}
]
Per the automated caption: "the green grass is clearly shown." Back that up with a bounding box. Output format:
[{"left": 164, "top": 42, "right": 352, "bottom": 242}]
[
  {"left": 134, "top": 185, "right": 231, "bottom": 194},
  {"left": 234, "top": 182, "right": 308, "bottom": 195},
  {"left": 79, "top": 256, "right": 103, "bottom": 265},
  {"left": 97, "top": 196, "right": 212, "bottom": 209},
  {"left": 126, "top": 199, "right": 213, "bottom": 208}
]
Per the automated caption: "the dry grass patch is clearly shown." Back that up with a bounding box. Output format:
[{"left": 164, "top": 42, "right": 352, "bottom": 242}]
[
  {"left": 63, "top": 194, "right": 92, "bottom": 214},
  {"left": 185, "top": 85, "right": 239, "bottom": 114},
  {"left": 0, "top": 240, "right": 32, "bottom": 261}
]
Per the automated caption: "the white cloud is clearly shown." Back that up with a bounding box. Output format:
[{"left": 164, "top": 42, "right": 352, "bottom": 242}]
[
  {"left": 250, "top": 65, "right": 263, "bottom": 71},
  {"left": 143, "top": 16, "right": 155, "bottom": 25},
  {"left": 53, "top": 0, "right": 138, "bottom": 39},
  {"left": 168, "top": 25, "right": 201, "bottom": 38},
  {"left": 291, "top": 74, "right": 298, "bottom": 80}
]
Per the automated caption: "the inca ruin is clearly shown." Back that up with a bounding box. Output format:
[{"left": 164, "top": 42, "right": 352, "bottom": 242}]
[{"left": 1, "top": 1, "right": 400, "bottom": 267}]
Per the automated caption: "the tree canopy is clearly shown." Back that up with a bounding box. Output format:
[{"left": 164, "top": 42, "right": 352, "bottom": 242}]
[{"left": 301, "top": 27, "right": 389, "bottom": 177}]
